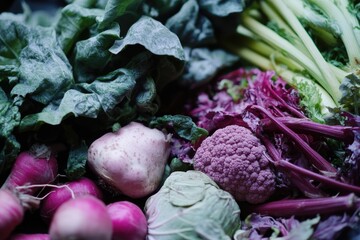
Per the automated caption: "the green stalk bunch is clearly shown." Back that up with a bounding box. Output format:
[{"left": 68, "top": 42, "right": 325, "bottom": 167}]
[{"left": 222, "top": 0, "right": 360, "bottom": 122}]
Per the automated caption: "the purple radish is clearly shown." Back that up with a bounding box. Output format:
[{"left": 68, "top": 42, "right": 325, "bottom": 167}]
[
  {"left": 8, "top": 234, "right": 50, "bottom": 240},
  {"left": 40, "top": 177, "right": 103, "bottom": 222},
  {"left": 49, "top": 195, "right": 112, "bottom": 240},
  {"left": 107, "top": 201, "right": 148, "bottom": 240},
  {"left": 2, "top": 144, "right": 58, "bottom": 195},
  {"left": 0, "top": 189, "right": 24, "bottom": 240}
]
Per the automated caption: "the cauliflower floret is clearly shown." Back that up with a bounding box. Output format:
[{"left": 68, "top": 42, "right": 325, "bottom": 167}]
[{"left": 193, "top": 125, "right": 276, "bottom": 204}]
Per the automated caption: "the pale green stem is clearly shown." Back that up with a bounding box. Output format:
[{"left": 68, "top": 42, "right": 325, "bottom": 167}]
[
  {"left": 310, "top": 0, "right": 360, "bottom": 68},
  {"left": 268, "top": 0, "right": 342, "bottom": 101}
]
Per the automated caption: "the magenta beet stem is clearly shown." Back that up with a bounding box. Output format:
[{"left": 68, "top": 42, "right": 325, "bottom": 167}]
[{"left": 250, "top": 193, "right": 360, "bottom": 217}]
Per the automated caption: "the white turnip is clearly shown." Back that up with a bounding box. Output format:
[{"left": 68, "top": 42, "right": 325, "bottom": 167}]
[
  {"left": 87, "top": 121, "right": 171, "bottom": 198},
  {"left": 49, "top": 195, "right": 112, "bottom": 240},
  {"left": 107, "top": 201, "right": 147, "bottom": 240},
  {"left": 40, "top": 177, "right": 103, "bottom": 222}
]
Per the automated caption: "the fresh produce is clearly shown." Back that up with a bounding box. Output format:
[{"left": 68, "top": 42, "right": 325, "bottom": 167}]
[
  {"left": 222, "top": 0, "right": 360, "bottom": 119},
  {"left": 1, "top": 0, "right": 360, "bottom": 239},
  {"left": 106, "top": 201, "right": 147, "bottom": 240},
  {"left": 8, "top": 233, "right": 50, "bottom": 240},
  {"left": 247, "top": 193, "right": 360, "bottom": 217},
  {"left": 49, "top": 195, "right": 112, "bottom": 240},
  {"left": 0, "top": 189, "right": 25, "bottom": 240},
  {"left": 193, "top": 124, "right": 276, "bottom": 204},
  {"left": 40, "top": 177, "right": 103, "bottom": 222},
  {"left": 1, "top": 144, "right": 58, "bottom": 196},
  {"left": 0, "top": 0, "right": 186, "bottom": 177},
  {"left": 88, "top": 121, "right": 171, "bottom": 198},
  {"left": 181, "top": 66, "right": 360, "bottom": 238},
  {"left": 144, "top": 170, "right": 241, "bottom": 240}
]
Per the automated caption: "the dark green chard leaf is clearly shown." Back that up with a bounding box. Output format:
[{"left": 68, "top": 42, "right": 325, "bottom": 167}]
[
  {"left": 154, "top": 55, "right": 185, "bottom": 90},
  {"left": 19, "top": 52, "right": 152, "bottom": 131},
  {"left": 78, "top": 67, "right": 141, "bottom": 116},
  {"left": 198, "top": 0, "right": 247, "bottom": 17},
  {"left": 19, "top": 89, "right": 101, "bottom": 131},
  {"left": 339, "top": 73, "right": 360, "bottom": 115},
  {"left": 73, "top": 22, "right": 121, "bottom": 83},
  {"left": 65, "top": 141, "right": 88, "bottom": 180},
  {"left": 98, "top": 0, "right": 142, "bottom": 30},
  {"left": 0, "top": 88, "right": 21, "bottom": 173},
  {"left": 165, "top": 0, "right": 215, "bottom": 47},
  {"left": 180, "top": 47, "right": 239, "bottom": 88},
  {"left": 67, "top": 0, "right": 98, "bottom": 8},
  {"left": 135, "top": 77, "right": 158, "bottom": 114},
  {"left": 0, "top": 18, "right": 73, "bottom": 106},
  {"left": 109, "top": 16, "right": 185, "bottom": 62},
  {"left": 142, "top": 0, "right": 183, "bottom": 19},
  {"left": 55, "top": 3, "right": 104, "bottom": 53},
  {"left": 150, "top": 114, "right": 208, "bottom": 142}
]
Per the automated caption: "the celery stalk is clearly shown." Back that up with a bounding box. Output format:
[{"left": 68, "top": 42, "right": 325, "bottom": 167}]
[
  {"left": 269, "top": 0, "right": 342, "bottom": 101},
  {"left": 309, "top": 0, "right": 360, "bottom": 68}
]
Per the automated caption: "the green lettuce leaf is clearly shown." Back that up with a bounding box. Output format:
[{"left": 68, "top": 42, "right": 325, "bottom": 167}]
[
  {"left": 0, "top": 88, "right": 21, "bottom": 174},
  {"left": 65, "top": 141, "right": 88, "bottom": 180},
  {"left": 109, "top": 16, "right": 185, "bottom": 61},
  {"left": 0, "top": 18, "right": 73, "bottom": 106},
  {"left": 150, "top": 114, "right": 208, "bottom": 142},
  {"left": 98, "top": 0, "right": 142, "bottom": 30},
  {"left": 55, "top": 3, "right": 104, "bottom": 53},
  {"left": 165, "top": 0, "right": 215, "bottom": 47},
  {"left": 73, "top": 22, "right": 121, "bottom": 83},
  {"left": 198, "top": 0, "right": 247, "bottom": 17}
]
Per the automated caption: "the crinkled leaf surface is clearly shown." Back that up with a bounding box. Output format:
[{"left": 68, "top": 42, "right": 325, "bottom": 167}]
[
  {"left": 165, "top": 0, "right": 215, "bottom": 47},
  {"left": 0, "top": 88, "right": 21, "bottom": 173},
  {"left": 98, "top": 0, "right": 142, "bottom": 30},
  {"left": 109, "top": 16, "right": 185, "bottom": 61},
  {"left": 55, "top": 3, "right": 104, "bottom": 53},
  {"left": 149, "top": 114, "right": 208, "bottom": 142},
  {"left": 180, "top": 47, "right": 239, "bottom": 88},
  {"left": 198, "top": 0, "right": 247, "bottom": 17},
  {"left": 0, "top": 18, "right": 73, "bottom": 106},
  {"left": 73, "top": 22, "right": 121, "bottom": 83}
]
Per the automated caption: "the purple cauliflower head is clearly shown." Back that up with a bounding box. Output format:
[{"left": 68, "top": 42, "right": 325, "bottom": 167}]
[{"left": 193, "top": 125, "right": 276, "bottom": 204}]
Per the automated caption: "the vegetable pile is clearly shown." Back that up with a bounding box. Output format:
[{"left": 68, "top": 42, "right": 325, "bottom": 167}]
[{"left": 1, "top": 0, "right": 360, "bottom": 239}]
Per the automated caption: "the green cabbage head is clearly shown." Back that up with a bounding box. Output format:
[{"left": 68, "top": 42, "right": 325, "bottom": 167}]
[{"left": 144, "top": 170, "right": 241, "bottom": 240}]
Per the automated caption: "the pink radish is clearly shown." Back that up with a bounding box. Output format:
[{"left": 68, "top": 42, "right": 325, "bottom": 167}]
[
  {"left": 8, "top": 233, "right": 50, "bottom": 240},
  {"left": 40, "top": 177, "right": 103, "bottom": 222},
  {"left": 107, "top": 201, "right": 148, "bottom": 240},
  {"left": 49, "top": 195, "right": 112, "bottom": 240},
  {"left": 0, "top": 189, "right": 24, "bottom": 240},
  {"left": 2, "top": 144, "right": 58, "bottom": 195}
]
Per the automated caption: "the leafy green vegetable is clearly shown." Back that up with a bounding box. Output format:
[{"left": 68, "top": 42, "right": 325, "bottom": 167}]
[
  {"left": 0, "top": 19, "right": 74, "bottom": 106},
  {"left": 55, "top": 3, "right": 104, "bottom": 53},
  {"left": 150, "top": 114, "right": 208, "bottom": 142},
  {"left": 198, "top": 0, "right": 248, "bottom": 17},
  {"left": 65, "top": 141, "right": 88, "bottom": 180},
  {"left": 144, "top": 0, "right": 247, "bottom": 87},
  {"left": 0, "top": 0, "right": 190, "bottom": 177},
  {"left": 73, "top": 22, "right": 121, "bottom": 83},
  {"left": 180, "top": 47, "right": 239, "bottom": 88},
  {"left": 98, "top": 0, "right": 142, "bottom": 30},
  {"left": 165, "top": 0, "right": 215, "bottom": 47},
  {"left": 110, "top": 16, "right": 185, "bottom": 61},
  {"left": 340, "top": 73, "right": 360, "bottom": 115},
  {"left": 0, "top": 88, "right": 21, "bottom": 172}
]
